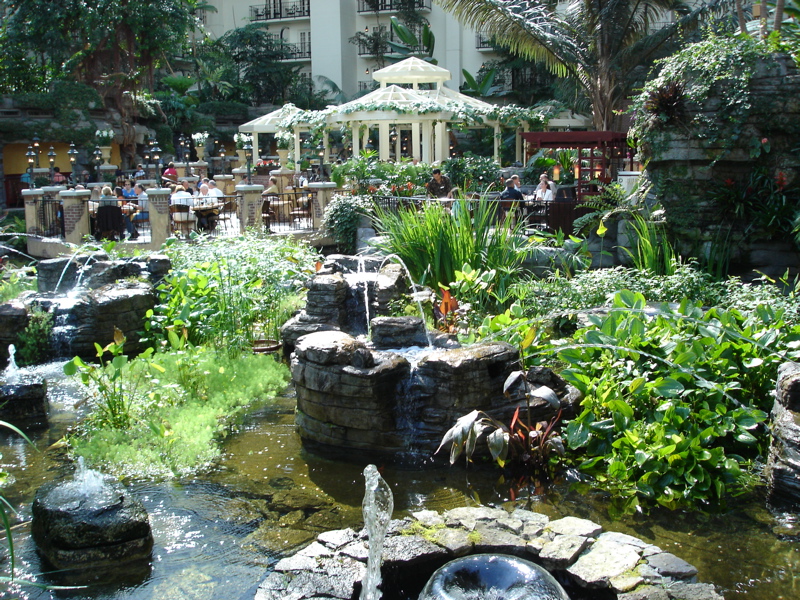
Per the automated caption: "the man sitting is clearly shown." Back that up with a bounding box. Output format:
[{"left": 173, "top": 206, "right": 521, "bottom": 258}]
[{"left": 426, "top": 168, "right": 453, "bottom": 199}]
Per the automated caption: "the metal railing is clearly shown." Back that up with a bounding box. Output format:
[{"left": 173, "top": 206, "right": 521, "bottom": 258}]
[
  {"left": 283, "top": 41, "right": 311, "bottom": 60},
  {"left": 33, "top": 195, "right": 65, "bottom": 239},
  {"left": 476, "top": 32, "right": 494, "bottom": 50},
  {"left": 261, "top": 191, "right": 317, "bottom": 233},
  {"left": 357, "top": 0, "right": 430, "bottom": 12},
  {"left": 250, "top": 0, "right": 310, "bottom": 22}
]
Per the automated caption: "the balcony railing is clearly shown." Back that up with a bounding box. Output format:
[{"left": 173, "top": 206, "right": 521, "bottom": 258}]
[
  {"left": 476, "top": 33, "right": 494, "bottom": 50},
  {"left": 250, "top": 0, "right": 310, "bottom": 22},
  {"left": 357, "top": 24, "right": 421, "bottom": 56},
  {"left": 357, "top": 0, "right": 430, "bottom": 13},
  {"left": 283, "top": 41, "right": 311, "bottom": 60}
]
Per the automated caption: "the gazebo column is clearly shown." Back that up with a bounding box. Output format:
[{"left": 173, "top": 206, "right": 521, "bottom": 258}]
[
  {"left": 293, "top": 132, "right": 301, "bottom": 173},
  {"left": 395, "top": 129, "right": 402, "bottom": 160},
  {"left": 361, "top": 127, "right": 369, "bottom": 152},
  {"left": 516, "top": 122, "right": 530, "bottom": 165},
  {"left": 351, "top": 123, "right": 360, "bottom": 157},
  {"left": 412, "top": 123, "right": 421, "bottom": 162},
  {"left": 434, "top": 122, "right": 448, "bottom": 163},
  {"left": 493, "top": 123, "right": 501, "bottom": 165},
  {"left": 421, "top": 121, "right": 433, "bottom": 164},
  {"left": 323, "top": 134, "right": 330, "bottom": 164},
  {"left": 253, "top": 133, "right": 260, "bottom": 160},
  {"left": 378, "top": 122, "right": 390, "bottom": 162}
]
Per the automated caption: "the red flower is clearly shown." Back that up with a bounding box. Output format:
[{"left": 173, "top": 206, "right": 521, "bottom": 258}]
[
  {"left": 724, "top": 178, "right": 735, "bottom": 187},
  {"left": 761, "top": 137, "right": 769, "bottom": 145},
  {"left": 776, "top": 171, "right": 787, "bottom": 191}
]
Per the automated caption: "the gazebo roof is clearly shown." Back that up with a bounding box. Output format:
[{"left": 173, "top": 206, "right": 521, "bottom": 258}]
[
  {"left": 422, "top": 86, "right": 497, "bottom": 114},
  {"left": 372, "top": 57, "right": 451, "bottom": 86},
  {"left": 326, "top": 84, "right": 444, "bottom": 123},
  {"left": 238, "top": 103, "right": 302, "bottom": 133}
]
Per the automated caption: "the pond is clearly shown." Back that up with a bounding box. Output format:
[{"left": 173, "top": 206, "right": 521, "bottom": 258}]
[{"left": 1, "top": 362, "right": 798, "bottom": 600}]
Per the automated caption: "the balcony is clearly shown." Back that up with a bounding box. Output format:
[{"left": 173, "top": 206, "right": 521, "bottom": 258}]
[
  {"left": 476, "top": 33, "right": 494, "bottom": 50},
  {"left": 357, "top": 24, "right": 422, "bottom": 56},
  {"left": 282, "top": 41, "right": 311, "bottom": 61},
  {"left": 357, "top": 0, "right": 430, "bottom": 13},
  {"left": 250, "top": 0, "right": 310, "bottom": 22}
]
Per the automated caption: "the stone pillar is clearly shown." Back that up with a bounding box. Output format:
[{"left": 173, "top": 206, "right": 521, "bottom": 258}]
[
  {"left": 493, "top": 123, "right": 501, "bottom": 165},
  {"left": 22, "top": 188, "right": 45, "bottom": 236},
  {"left": 412, "top": 122, "right": 421, "bottom": 162},
  {"left": 422, "top": 122, "right": 433, "bottom": 164},
  {"left": 352, "top": 124, "right": 361, "bottom": 157},
  {"left": 189, "top": 161, "right": 207, "bottom": 180},
  {"left": 215, "top": 174, "right": 234, "bottom": 195},
  {"left": 309, "top": 182, "right": 336, "bottom": 231},
  {"left": 236, "top": 184, "right": 264, "bottom": 230},
  {"left": 146, "top": 187, "right": 172, "bottom": 247},
  {"left": 61, "top": 189, "right": 91, "bottom": 245},
  {"left": 99, "top": 164, "right": 117, "bottom": 184}
]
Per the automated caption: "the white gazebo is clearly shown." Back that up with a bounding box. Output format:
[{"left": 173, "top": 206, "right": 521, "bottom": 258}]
[{"left": 239, "top": 57, "right": 549, "bottom": 170}]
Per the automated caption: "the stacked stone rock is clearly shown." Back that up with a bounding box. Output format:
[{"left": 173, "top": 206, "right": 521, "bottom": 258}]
[
  {"left": 766, "top": 361, "right": 800, "bottom": 507},
  {"left": 256, "top": 506, "right": 723, "bottom": 600}
]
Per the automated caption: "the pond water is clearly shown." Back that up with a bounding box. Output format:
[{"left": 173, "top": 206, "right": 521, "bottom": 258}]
[{"left": 1, "top": 362, "right": 798, "bottom": 600}]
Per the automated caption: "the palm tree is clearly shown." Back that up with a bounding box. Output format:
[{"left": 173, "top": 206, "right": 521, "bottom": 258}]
[{"left": 436, "top": 0, "right": 721, "bottom": 130}]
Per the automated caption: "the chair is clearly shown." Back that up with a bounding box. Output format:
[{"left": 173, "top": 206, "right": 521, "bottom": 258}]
[
  {"left": 170, "top": 204, "right": 195, "bottom": 238},
  {"left": 95, "top": 205, "right": 125, "bottom": 241},
  {"left": 217, "top": 197, "right": 238, "bottom": 233},
  {"left": 289, "top": 191, "right": 312, "bottom": 227}
]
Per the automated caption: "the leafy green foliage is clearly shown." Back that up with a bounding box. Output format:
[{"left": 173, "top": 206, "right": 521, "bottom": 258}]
[
  {"left": 529, "top": 290, "right": 800, "bottom": 513},
  {"left": 16, "top": 306, "right": 53, "bottom": 366},
  {"left": 321, "top": 195, "right": 374, "bottom": 255},
  {"left": 145, "top": 233, "right": 317, "bottom": 355},
  {"left": 621, "top": 213, "right": 678, "bottom": 276},
  {"left": 330, "top": 153, "right": 432, "bottom": 195},
  {"left": 66, "top": 342, "right": 289, "bottom": 479},
  {"left": 442, "top": 156, "right": 500, "bottom": 192}
]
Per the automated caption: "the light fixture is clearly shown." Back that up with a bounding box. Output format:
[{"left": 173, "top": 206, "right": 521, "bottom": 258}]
[
  {"left": 364, "top": 25, "right": 369, "bottom": 33},
  {"left": 93, "top": 146, "right": 103, "bottom": 166},
  {"left": 32, "top": 134, "right": 41, "bottom": 167},
  {"left": 365, "top": 68, "right": 370, "bottom": 75},
  {"left": 243, "top": 141, "right": 253, "bottom": 184},
  {"left": 68, "top": 142, "right": 78, "bottom": 181},
  {"left": 47, "top": 146, "right": 56, "bottom": 184},
  {"left": 26, "top": 145, "right": 36, "bottom": 188}
]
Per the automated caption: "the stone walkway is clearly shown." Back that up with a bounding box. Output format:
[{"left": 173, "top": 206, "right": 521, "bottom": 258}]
[{"left": 255, "top": 506, "right": 723, "bottom": 600}]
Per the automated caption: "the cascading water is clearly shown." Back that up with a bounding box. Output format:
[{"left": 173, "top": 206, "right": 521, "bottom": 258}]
[
  {"left": 358, "top": 256, "right": 372, "bottom": 337},
  {"left": 4, "top": 343, "right": 20, "bottom": 384},
  {"left": 379, "top": 253, "right": 433, "bottom": 348},
  {"left": 360, "top": 464, "right": 394, "bottom": 600},
  {"left": 49, "top": 290, "right": 83, "bottom": 358}
]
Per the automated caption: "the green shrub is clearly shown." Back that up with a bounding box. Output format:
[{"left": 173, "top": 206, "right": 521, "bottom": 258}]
[
  {"left": 16, "top": 306, "right": 53, "bottom": 366},
  {"left": 442, "top": 156, "right": 500, "bottom": 192},
  {"left": 197, "top": 100, "right": 250, "bottom": 117},
  {"left": 321, "top": 194, "right": 373, "bottom": 254}
]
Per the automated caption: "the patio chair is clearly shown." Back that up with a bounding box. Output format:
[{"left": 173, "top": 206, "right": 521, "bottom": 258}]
[
  {"left": 95, "top": 205, "right": 126, "bottom": 241},
  {"left": 170, "top": 204, "right": 195, "bottom": 238}
]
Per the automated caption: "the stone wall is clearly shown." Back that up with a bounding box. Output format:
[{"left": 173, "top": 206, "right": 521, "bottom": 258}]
[
  {"left": 643, "top": 54, "right": 800, "bottom": 278},
  {"left": 765, "top": 361, "right": 800, "bottom": 507}
]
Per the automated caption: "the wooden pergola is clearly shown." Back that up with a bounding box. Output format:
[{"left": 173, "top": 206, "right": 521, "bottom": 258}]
[{"left": 521, "top": 131, "right": 634, "bottom": 202}]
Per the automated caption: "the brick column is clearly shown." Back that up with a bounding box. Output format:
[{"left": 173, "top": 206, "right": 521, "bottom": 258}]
[
  {"left": 214, "top": 174, "right": 234, "bottom": 196},
  {"left": 146, "top": 187, "right": 173, "bottom": 247},
  {"left": 309, "top": 182, "right": 337, "bottom": 231},
  {"left": 235, "top": 184, "right": 264, "bottom": 230},
  {"left": 61, "top": 189, "right": 91, "bottom": 245}
]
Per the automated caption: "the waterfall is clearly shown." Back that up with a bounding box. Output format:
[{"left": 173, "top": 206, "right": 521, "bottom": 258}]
[{"left": 3, "top": 344, "right": 19, "bottom": 384}]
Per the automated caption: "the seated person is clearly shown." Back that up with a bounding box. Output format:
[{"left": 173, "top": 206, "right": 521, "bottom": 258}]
[
  {"left": 426, "top": 168, "right": 453, "bottom": 199},
  {"left": 170, "top": 184, "right": 196, "bottom": 233},
  {"left": 500, "top": 179, "right": 525, "bottom": 202},
  {"left": 535, "top": 173, "right": 554, "bottom": 202},
  {"left": 262, "top": 176, "right": 280, "bottom": 197},
  {"left": 207, "top": 179, "right": 224, "bottom": 199},
  {"left": 122, "top": 180, "right": 137, "bottom": 199},
  {"left": 132, "top": 183, "right": 149, "bottom": 223}
]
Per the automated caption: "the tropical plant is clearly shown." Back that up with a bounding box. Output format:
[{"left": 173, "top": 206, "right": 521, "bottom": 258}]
[
  {"left": 442, "top": 156, "right": 500, "bottom": 192},
  {"left": 15, "top": 305, "right": 53, "bottom": 366},
  {"left": 461, "top": 68, "right": 503, "bottom": 98},
  {"left": 436, "top": 0, "right": 723, "bottom": 130},
  {"left": 621, "top": 213, "right": 679, "bottom": 276},
  {"left": 386, "top": 16, "right": 436, "bottom": 62},
  {"left": 528, "top": 290, "right": 800, "bottom": 514},
  {"left": 572, "top": 182, "right": 637, "bottom": 237},
  {"left": 436, "top": 370, "right": 565, "bottom": 495}
]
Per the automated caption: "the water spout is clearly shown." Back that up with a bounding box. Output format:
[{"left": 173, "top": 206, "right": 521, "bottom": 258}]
[
  {"left": 360, "top": 464, "right": 394, "bottom": 600},
  {"left": 358, "top": 256, "right": 372, "bottom": 337},
  {"left": 4, "top": 344, "right": 19, "bottom": 384}
]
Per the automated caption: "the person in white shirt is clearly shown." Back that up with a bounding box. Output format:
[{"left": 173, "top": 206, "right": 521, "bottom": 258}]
[
  {"left": 535, "top": 173, "right": 554, "bottom": 202},
  {"left": 207, "top": 180, "right": 224, "bottom": 199}
]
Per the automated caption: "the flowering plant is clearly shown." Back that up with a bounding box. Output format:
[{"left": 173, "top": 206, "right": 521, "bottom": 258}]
[
  {"left": 275, "top": 129, "right": 294, "bottom": 150},
  {"left": 234, "top": 132, "right": 252, "bottom": 150},
  {"left": 95, "top": 129, "right": 115, "bottom": 144},
  {"left": 192, "top": 131, "right": 209, "bottom": 147}
]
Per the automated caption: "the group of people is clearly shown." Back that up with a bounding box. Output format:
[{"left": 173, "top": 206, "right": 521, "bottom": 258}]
[
  {"left": 425, "top": 169, "right": 556, "bottom": 203},
  {"left": 169, "top": 177, "right": 228, "bottom": 233},
  {"left": 90, "top": 181, "right": 149, "bottom": 240}
]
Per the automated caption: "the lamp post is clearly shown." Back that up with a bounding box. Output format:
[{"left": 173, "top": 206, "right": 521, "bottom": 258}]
[
  {"left": 47, "top": 146, "right": 56, "bottom": 184},
  {"left": 178, "top": 133, "right": 188, "bottom": 176},
  {"left": 243, "top": 141, "right": 253, "bottom": 184},
  {"left": 219, "top": 146, "right": 227, "bottom": 175},
  {"left": 26, "top": 145, "right": 36, "bottom": 188},
  {"left": 151, "top": 140, "right": 162, "bottom": 183},
  {"left": 68, "top": 142, "right": 78, "bottom": 183},
  {"left": 93, "top": 146, "right": 103, "bottom": 183},
  {"left": 32, "top": 135, "right": 41, "bottom": 167}
]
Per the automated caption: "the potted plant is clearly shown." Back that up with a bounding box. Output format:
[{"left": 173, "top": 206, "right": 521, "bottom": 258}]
[
  {"left": 275, "top": 130, "right": 293, "bottom": 165},
  {"left": 234, "top": 133, "right": 251, "bottom": 163},
  {"left": 96, "top": 129, "right": 115, "bottom": 162},
  {"left": 192, "top": 131, "right": 209, "bottom": 159}
]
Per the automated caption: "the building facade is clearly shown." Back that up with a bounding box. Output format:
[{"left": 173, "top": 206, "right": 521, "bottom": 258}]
[{"left": 203, "top": 0, "right": 498, "bottom": 98}]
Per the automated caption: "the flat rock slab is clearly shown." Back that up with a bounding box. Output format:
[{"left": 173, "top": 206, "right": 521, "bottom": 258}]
[
  {"left": 646, "top": 552, "right": 698, "bottom": 579},
  {"left": 548, "top": 516, "right": 604, "bottom": 538},
  {"left": 567, "top": 539, "right": 642, "bottom": 588}
]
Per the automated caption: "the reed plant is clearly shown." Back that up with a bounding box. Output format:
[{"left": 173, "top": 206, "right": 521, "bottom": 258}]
[
  {"left": 372, "top": 198, "right": 528, "bottom": 288},
  {"left": 621, "top": 213, "right": 678, "bottom": 276}
]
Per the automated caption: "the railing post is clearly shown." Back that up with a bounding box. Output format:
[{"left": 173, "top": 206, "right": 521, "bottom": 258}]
[
  {"left": 308, "top": 182, "right": 337, "bottom": 231},
  {"left": 146, "top": 187, "right": 173, "bottom": 248},
  {"left": 60, "top": 189, "right": 91, "bottom": 245},
  {"left": 236, "top": 184, "right": 265, "bottom": 230}
]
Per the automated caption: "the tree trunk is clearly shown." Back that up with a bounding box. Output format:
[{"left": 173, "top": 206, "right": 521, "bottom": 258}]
[
  {"left": 735, "top": 0, "right": 748, "bottom": 35},
  {"left": 774, "top": 0, "right": 785, "bottom": 31}
]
